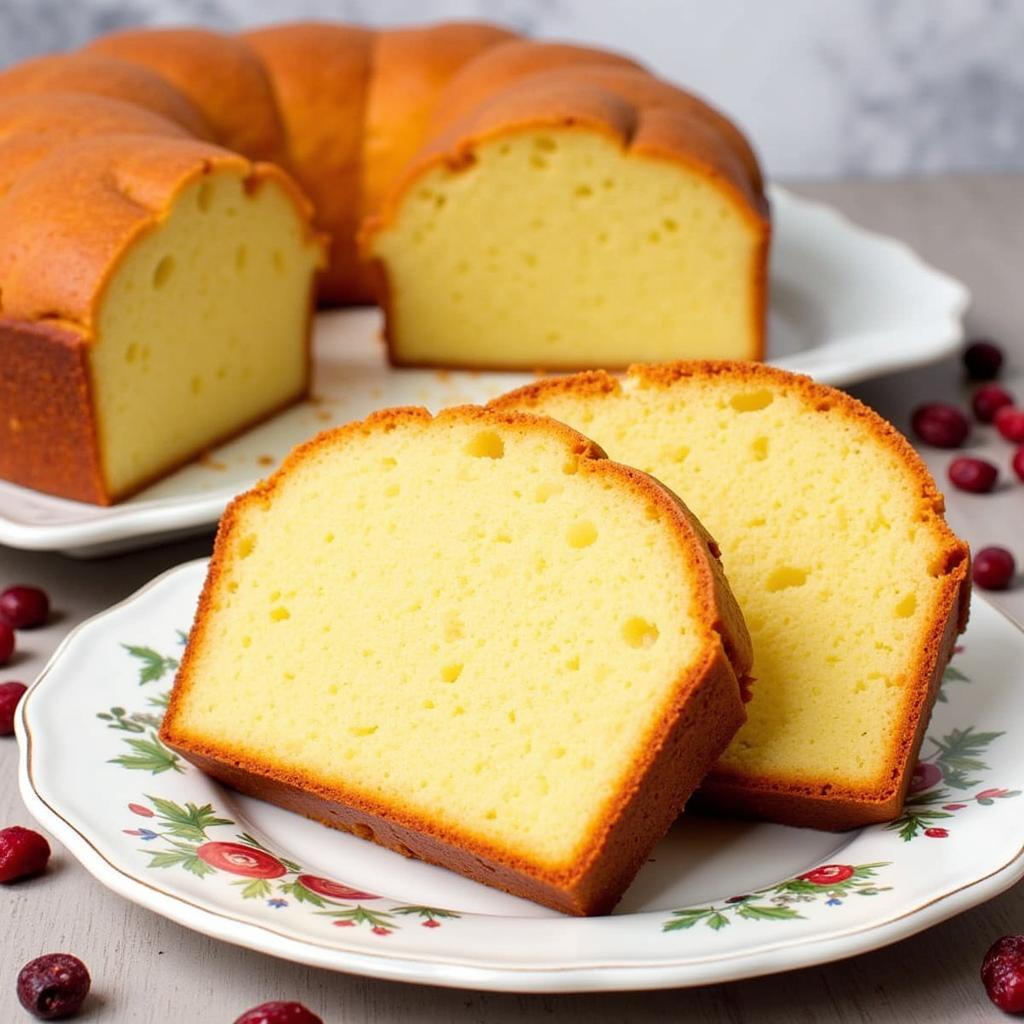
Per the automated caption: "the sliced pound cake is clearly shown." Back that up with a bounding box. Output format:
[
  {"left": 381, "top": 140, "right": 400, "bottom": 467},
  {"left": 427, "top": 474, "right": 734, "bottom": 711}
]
[
  {"left": 161, "top": 406, "right": 752, "bottom": 915},
  {"left": 493, "top": 363, "right": 970, "bottom": 830}
]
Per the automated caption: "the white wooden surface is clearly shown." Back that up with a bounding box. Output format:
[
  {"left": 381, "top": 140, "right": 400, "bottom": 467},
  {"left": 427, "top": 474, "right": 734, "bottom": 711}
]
[{"left": 3, "top": 175, "right": 1023, "bottom": 1022}]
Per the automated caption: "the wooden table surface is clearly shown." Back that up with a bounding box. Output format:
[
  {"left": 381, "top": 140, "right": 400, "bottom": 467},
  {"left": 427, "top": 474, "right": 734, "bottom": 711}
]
[{"left": 3, "top": 174, "right": 1023, "bottom": 1023}]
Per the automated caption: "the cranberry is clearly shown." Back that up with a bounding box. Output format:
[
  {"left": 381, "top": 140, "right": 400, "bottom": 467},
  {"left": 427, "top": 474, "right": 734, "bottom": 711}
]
[
  {"left": 923, "top": 827, "right": 949, "bottom": 838},
  {"left": 0, "top": 621, "right": 13, "bottom": 666},
  {"left": 948, "top": 456, "right": 999, "bottom": 493},
  {"left": 0, "top": 681, "right": 27, "bottom": 735},
  {"left": 0, "top": 826, "right": 50, "bottom": 883},
  {"left": 911, "top": 403, "right": 969, "bottom": 448},
  {"left": 973, "top": 547, "right": 1016, "bottom": 591},
  {"left": 964, "top": 340, "right": 1005, "bottom": 380},
  {"left": 233, "top": 1002, "right": 323, "bottom": 1024},
  {"left": 1013, "top": 446, "right": 1024, "bottom": 483},
  {"left": 983, "top": 935, "right": 1024, "bottom": 1013},
  {"left": 16, "top": 953, "right": 89, "bottom": 1020},
  {"left": 0, "top": 585, "right": 49, "bottom": 629},
  {"left": 995, "top": 406, "right": 1024, "bottom": 443},
  {"left": 972, "top": 384, "right": 1014, "bottom": 423}
]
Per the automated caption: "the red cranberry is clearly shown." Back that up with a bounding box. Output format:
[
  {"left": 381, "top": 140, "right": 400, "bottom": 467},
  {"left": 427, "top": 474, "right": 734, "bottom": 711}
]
[
  {"left": 1013, "top": 447, "right": 1024, "bottom": 483},
  {"left": 972, "top": 384, "right": 1014, "bottom": 423},
  {"left": 0, "top": 585, "right": 49, "bottom": 629},
  {"left": 0, "top": 621, "right": 13, "bottom": 666},
  {"left": 995, "top": 406, "right": 1024, "bottom": 443},
  {"left": 911, "top": 403, "right": 969, "bottom": 448},
  {"left": 0, "top": 681, "right": 27, "bottom": 735},
  {"left": 948, "top": 457, "right": 998, "bottom": 493},
  {"left": 16, "top": 953, "right": 89, "bottom": 1020},
  {"left": 983, "top": 935, "right": 1024, "bottom": 1013},
  {"left": 973, "top": 547, "right": 1016, "bottom": 591},
  {"left": 0, "top": 825, "right": 51, "bottom": 883},
  {"left": 964, "top": 339, "right": 1005, "bottom": 380},
  {"left": 233, "top": 1002, "right": 323, "bottom": 1024}
]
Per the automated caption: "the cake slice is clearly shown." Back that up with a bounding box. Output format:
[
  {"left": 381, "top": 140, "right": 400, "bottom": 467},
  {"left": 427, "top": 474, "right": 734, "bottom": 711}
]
[
  {"left": 493, "top": 363, "right": 971, "bottom": 829},
  {"left": 362, "top": 72, "right": 768, "bottom": 370},
  {"left": 0, "top": 127, "right": 323, "bottom": 504},
  {"left": 161, "top": 406, "right": 752, "bottom": 915}
]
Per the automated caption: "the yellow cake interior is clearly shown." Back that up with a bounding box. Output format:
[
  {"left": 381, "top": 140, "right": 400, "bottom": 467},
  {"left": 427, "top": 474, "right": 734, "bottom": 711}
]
[
  {"left": 501, "top": 376, "right": 954, "bottom": 790},
  {"left": 90, "top": 170, "right": 321, "bottom": 499},
  {"left": 369, "top": 130, "right": 761, "bottom": 369},
  {"left": 169, "top": 414, "right": 710, "bottom": 868}
]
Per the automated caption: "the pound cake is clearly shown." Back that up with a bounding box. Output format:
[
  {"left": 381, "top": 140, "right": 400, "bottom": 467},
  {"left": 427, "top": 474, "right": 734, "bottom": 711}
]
[
  {"left": 0, "top": 21, "right": 766, "bottom": 501},
  {"left": 161, "top": 406, "right": 752, "bottom": 915},
  {"left": 493, "top": 363, "right": 971, "bottom": 829}
]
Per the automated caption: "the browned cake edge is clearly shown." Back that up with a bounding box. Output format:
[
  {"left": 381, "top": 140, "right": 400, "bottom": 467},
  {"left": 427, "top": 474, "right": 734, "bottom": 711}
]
[
  {"left": 490, "top": 360, "right": 972, "bottom": 830},
  {"left": 0, "top": 280, "right": 314, "bottom": 505},
  {"left": 160, "top": 404, "right": 753, "bottom": 915}
]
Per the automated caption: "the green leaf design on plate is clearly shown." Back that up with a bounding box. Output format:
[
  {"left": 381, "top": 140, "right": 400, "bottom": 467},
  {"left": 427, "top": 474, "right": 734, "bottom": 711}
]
[
  {"left": 109, "top": 733, "right": 183, "bottom": 774},
  {"left": 930, "top": 727, "right": 1003, "bottom": 790},
  {"left": 279, "top": 880, "right": 325, "bottom": 907},
  {"left": 391, "top": 905, "right": 461, "bottom": 921},
  {"left": 122, "top": 644, "right": 179, "bottom": 685},
  {"left": 146, "top": 796, "right": 233, "bottom": 842},
  {"left": 235, "top": 878, "right": 273, "bottom": 900},
  {"left": 143, "top": 839, "right": 215, "bottom": 878},
  {"left": 737, "top": 903, "right": 803, "bottom": 922}
]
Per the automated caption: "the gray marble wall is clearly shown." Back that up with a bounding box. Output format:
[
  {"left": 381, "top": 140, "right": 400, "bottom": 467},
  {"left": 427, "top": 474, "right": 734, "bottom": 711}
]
[{"left": 2, "top": 0, "right": 1021, "bottom": 180}]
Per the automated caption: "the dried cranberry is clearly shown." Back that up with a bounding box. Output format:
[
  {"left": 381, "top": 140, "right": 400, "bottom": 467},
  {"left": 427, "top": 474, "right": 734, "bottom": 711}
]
[
  {"left": 1013, "top": 447, "right": 1024, "bottom": 483},
  {"left": 0, "top": 621, "right": 13, "bottom": 666},
  {"left": 0, "top": 585, "right": 49, "bottom": 629},
  {"left": 972, "top": 385, "right": 1014, "bottom": 423},
  {"left": 0, "top": 681, "right": 27, "bottom": 735},
  {"left": 0, "top": 825, "right": 50, "bottom": 883},
  {"left": 995, "top": 406, "right": 1024, "bottom": 443},
  {"left": 16, "top": 953, "right": 89, "bottom": 1020},
  {"left": 911, "top": 403, "right": 969, "bottom": 448},
  {"left": 973, "top": 547, "right": 1016, "bottom": 591},
  {"left": 233, "top": 1002, "right": 323, "bottom": 1024},
  {"left": 947, "top": 457, "right": 998, "bottom": 493},
  {"left": 964, "top": 339, "right": 1005, "bottom": 380},
  {"left": 983, "top": 935, "right": 1024, "bottom": 1013}
]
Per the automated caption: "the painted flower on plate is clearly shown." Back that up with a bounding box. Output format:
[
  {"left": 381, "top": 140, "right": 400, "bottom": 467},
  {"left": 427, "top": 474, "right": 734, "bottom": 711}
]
[
  {"left": 798, "top": 864, "right": 855, "bottom": 886},
  {"left": 195, "top": 842, "right": 287, "bottom": 879},
  {"left": 296, "top": 874, "right": 378, "bottom": 900}
]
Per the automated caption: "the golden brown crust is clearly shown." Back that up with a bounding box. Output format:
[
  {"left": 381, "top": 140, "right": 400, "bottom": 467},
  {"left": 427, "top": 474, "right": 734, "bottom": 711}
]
[
  {"left": 427, "top": 39, "right": 644, "bottom": 134},
  {"left": 86, "top": 28, "right": 287, "bottom": 163},
  {"left": 361, "top": 23, "right": 517, "bottom": 233},
  {"left": 0, "top": 52, "right": 214, "bottom": 138},
  {"left": 491, "top": 360, "right": 972, "bottom": 829},
  {"left": 161, "top": 404, "right": 752, "bottom": 914},
  {"left": 243, "top": 23, "right": 376, "bottom": 305},
  {"left": 0, "top": 92, "right": 191, "bottom": 198},
  {"left": 0, "top": 318, "right": 108, "bottom": 504}
]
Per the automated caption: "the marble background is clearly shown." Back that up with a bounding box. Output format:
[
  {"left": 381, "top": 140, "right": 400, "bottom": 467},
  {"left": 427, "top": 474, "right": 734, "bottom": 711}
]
[{"left": 1, "top": 0, "right": 1021, "bottom": 180}]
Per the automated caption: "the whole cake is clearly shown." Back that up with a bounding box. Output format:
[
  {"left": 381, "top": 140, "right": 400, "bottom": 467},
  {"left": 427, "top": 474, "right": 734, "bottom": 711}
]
[
  {"left": 493, "top": 362, "right": 971, "bottom": 829},
  {"left": 0, "top": 21, "right": 767, "bottom": 502},
  {"left": 160, "top": 406, "right": 753, "bottom": 914}
]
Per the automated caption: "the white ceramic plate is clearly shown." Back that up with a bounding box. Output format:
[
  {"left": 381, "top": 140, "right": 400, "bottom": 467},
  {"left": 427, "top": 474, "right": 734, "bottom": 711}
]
[
  {"left": 17, "top": 561, "right": 1023, "bottom": 993},
  {"left": 0, "top": 186, "right": 967, "bottom": 556}
]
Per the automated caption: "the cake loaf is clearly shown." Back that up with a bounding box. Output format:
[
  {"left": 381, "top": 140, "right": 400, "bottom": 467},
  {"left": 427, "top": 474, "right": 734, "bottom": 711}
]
[
  {"left": 161, "top": 406, "right": 752, "bottom": 914},
  {"left": 493, "top": 362, "right": 971, "bottom": 829}
]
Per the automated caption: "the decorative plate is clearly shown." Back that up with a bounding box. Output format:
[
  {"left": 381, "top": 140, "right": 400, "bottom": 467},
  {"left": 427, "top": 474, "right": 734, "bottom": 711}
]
[
  {"left": 0, "top": 184, "right": 968, "bottom": 558},
  {"left": 17, "top": 561, "right": 1023, "bottom": 993}
]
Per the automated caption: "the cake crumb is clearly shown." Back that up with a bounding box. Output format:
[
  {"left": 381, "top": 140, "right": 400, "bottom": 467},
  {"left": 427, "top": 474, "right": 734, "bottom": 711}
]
[
  {"left": 257, "top": 454, "right": 275, "bottom": 467},
  {"left": 199, "top": 453, "right": 227, "bottom": 471}
]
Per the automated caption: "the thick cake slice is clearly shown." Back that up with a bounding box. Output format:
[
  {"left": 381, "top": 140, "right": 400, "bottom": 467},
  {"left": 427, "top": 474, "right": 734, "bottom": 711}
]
[
  {"left": 161, "top": 406, "right": 752, "bottom": 915},
  {"left": 363, "top": 74, "right": 768, "bottom": 370},
  {"left": 494, "top": 363, "right": 971, "bottom": 829},
  {"left": 0, "top": 134, "right": 323, "bottom": 504}
]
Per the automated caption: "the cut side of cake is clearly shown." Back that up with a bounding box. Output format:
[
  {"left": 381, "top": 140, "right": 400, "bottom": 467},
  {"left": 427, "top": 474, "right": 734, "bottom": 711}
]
[
  {"left": 0, "top": 137, "right": 323, "bottom": 504},
  {"left": 161, "top": 406, "right": 752, "bottom": 914},
  {"left": 363, "top": 77, "right": 768, "bottom": 370},
  {"left": 493, "top": 363, "right": 971, "bottom": 829}
]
